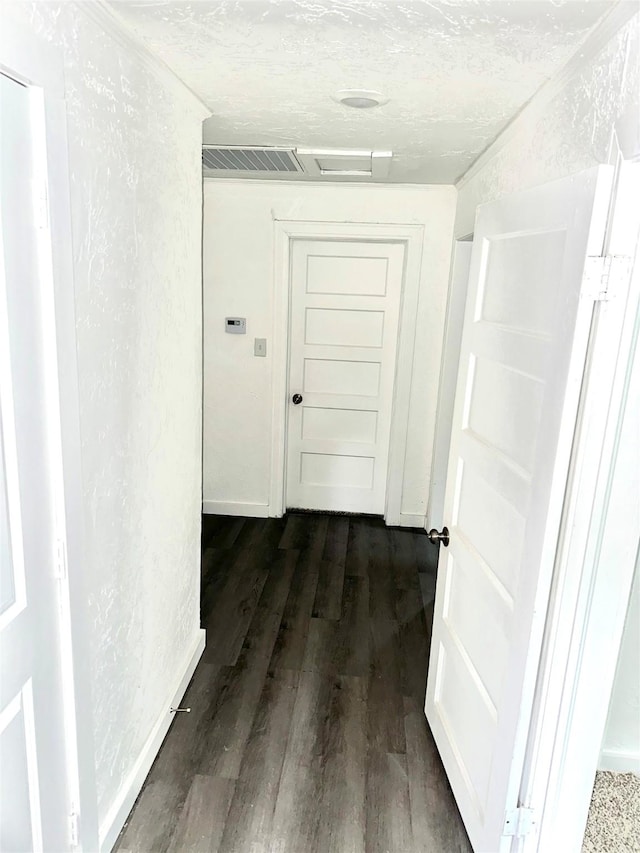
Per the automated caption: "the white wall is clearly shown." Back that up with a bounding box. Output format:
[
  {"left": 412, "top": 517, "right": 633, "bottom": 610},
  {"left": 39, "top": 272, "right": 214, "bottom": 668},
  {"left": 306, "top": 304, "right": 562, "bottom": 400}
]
[
  {"left": 600, "top": 554, "right": 640, "bottom": 773},
  {"left": 455, "top": 9, "right": 640, "bottom": 776},
  {"left": 3, "top": 2, "right": 207, "bottom": 846},
  {"left": 202, "top": 180, "right": 456, "bottom": 524}
]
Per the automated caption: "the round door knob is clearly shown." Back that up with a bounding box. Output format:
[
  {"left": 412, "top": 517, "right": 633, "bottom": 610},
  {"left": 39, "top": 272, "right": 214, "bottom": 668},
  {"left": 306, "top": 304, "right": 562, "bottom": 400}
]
[
  {"left": 292, "top": 393, "right": 303, "bottom": 405},
  {"left": 427, "top": 526, "right": 450, "bottom": 547}
]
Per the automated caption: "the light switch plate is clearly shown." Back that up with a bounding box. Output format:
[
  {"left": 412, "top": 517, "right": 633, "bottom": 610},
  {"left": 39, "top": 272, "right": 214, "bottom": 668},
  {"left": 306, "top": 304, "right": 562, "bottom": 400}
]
[{"left": 254, "top": 338, "right": 267, "bottom": 357}]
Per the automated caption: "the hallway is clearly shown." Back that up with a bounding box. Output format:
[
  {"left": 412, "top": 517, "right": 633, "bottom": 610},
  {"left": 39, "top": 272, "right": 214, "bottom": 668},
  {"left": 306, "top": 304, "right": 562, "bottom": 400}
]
[{"left": 115, "top": 514, "right": 472, "bottom": 852}]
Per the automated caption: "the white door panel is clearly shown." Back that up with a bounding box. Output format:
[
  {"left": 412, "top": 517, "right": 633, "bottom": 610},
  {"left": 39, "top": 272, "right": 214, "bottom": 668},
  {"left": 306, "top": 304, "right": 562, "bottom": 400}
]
[
  {"left": 426, "top": 167, "right": 613, "bottom": 853},
  {"left": 286, "top": 239, "right": 404, "bottom": 514},
  {"left": 302, "top": 357, "right": 381, "bottom": 396},
  {"left": 0, "top": 73, "right": 70, "bottom": 852}
]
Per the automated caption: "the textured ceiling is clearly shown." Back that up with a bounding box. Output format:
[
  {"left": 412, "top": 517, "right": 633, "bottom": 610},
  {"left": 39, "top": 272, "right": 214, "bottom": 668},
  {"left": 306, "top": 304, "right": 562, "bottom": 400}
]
[{"left": 109, "top": 0, "right": 615, "bottom": 183}]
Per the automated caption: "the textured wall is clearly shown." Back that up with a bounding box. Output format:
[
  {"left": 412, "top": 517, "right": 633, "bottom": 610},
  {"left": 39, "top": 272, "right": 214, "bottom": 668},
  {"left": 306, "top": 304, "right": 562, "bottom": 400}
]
[
  {"left": 455, "top": 11, "right": 640, "bottom": 236},
  {"left": 202, "top": 180, "right": 456, "bottom": 521},
  {"left": 6, "top": 1, "right": 206, "bottom": 828}
]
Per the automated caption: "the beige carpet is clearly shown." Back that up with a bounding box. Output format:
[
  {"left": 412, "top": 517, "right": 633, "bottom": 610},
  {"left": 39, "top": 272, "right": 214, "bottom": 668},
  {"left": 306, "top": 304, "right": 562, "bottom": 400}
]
[{"left": 582, "top": 771, "right": 640, "bottom": 853}]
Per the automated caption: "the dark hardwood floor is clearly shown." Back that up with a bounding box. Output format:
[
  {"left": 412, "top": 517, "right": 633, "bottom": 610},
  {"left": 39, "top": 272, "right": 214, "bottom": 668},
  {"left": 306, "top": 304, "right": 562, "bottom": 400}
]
[{"left": 115, "top": 513, "right": 472, "bottom": 853}]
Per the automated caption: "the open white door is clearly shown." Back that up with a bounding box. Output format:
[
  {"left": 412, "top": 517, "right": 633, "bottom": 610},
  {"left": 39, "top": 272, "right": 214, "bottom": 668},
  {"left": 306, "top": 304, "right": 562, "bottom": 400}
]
[
  {"left": 425, "top": 166, "right": 614, "bottom": 853},
  {"left": 0, "top": 73, "right": 72, "bottom": 851}
]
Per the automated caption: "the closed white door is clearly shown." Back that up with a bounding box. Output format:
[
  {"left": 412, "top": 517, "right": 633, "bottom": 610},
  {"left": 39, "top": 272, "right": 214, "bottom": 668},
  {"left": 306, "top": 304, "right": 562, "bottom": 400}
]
[
  {"left": 425, "top": 167, "right": 613, "bottom": 852},
  {"left": 286, "top": 239, "right": 405, "bottom": 514},
  {"left": 0, "top": 73, "right": 71, "bottom": 852}
]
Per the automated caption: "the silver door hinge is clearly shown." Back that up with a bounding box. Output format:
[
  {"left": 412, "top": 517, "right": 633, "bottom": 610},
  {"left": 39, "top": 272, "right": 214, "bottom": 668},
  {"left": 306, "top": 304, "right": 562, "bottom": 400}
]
[
  {"left": 54, "top": 538, "right": 67, "bottom": 580},
  {"left": 503, "top": 806, "right": 536, "bottom": 837},
  {"left": 584, "top": 255, "right": 631, "bottom": 302},
  {"left": 69, "top": 811, "right": 80, "bottom": 847}
]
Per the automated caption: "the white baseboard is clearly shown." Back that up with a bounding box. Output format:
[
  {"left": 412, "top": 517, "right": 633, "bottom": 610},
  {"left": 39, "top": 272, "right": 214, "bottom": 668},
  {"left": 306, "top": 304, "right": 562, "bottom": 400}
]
[
  {"left": 398, "top": 512, "right": 427, "bottom": 529},
  {"left": 99, "top": 629, "right": 206, "bottom": 852},
  {"left": 202, "top": 500, "right": 270, "bottom": 518},
  {"left": 598, "top": 748, "right": 640, "bottom": 775},
  {"left": 202, "top": 502, "right": 423, "bottom": 525}
]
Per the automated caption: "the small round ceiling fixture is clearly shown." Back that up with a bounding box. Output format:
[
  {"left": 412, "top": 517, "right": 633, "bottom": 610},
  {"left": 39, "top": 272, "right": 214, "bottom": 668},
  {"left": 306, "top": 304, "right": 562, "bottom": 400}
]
[{"left": 333, "top": 89, "right": 389, "bottom": 109}]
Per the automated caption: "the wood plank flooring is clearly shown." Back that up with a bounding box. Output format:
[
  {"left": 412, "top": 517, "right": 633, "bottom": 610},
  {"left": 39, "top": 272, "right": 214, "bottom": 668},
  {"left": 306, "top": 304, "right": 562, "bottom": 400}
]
[{"left": 115, "top": 513, "right": 472, "bottom": 853}]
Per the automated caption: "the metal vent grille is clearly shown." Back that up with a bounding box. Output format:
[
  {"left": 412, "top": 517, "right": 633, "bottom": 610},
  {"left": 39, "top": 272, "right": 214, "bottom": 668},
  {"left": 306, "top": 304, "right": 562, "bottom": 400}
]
[{"left": 202, "top": 146, "right": 302, "bottom": 173}]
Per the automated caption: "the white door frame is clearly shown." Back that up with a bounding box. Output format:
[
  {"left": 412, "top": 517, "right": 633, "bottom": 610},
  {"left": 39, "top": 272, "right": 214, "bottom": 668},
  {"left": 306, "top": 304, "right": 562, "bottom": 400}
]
[
  {"left": 270, "top": 220, "right": 425, "bottom": 523},
  {"left": 516, "top": 162, "right": 640, "bottom": 853},
  {"left": 427, "top": 238, "right": 473, "bottom": 531},
  {"left": 1, "top": 18, "right": 99, "bottom": 851}
]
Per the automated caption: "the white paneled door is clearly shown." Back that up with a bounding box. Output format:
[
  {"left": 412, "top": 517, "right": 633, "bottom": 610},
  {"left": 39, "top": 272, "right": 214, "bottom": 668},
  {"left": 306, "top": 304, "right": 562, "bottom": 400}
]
[
  {"left": 286, "top": 239, "right": 405, "bottom": 513},
  {"left": 0, "top": 74, "right": 71, "bottom": 851},
  {"left": 426, "top": 167, "right": 614, "bottom": 853}
]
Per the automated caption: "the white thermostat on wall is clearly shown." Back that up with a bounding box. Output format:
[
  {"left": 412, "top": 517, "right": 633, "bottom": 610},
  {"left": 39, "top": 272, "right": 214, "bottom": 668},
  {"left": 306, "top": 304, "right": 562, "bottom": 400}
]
[{"left": 225, "top": 317, "right": 246, "bottom": 334}]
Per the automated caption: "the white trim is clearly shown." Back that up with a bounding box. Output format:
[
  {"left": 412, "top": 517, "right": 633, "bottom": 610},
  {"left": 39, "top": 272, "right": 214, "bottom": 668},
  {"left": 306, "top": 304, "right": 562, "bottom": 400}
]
[
  {"left": 269, "top": 220, "right": 425, "bottom": 524},
  {"left": 427, "top": 240, "right": 473, "bottom": 530},
  {"left": 384, "top": 228, "right": 426, "bottom": 526},
  {"left": 202, "top": 500, "right": 270, "bottom": 518},
  {"left": 203, "top": 176, "right": 449, "bottom": 191},
  {"left": 98, "top": 629, "right": 206, "bottom": 853},
  {"left": 598, "top": 749, "right": 640, "bottom": 775},
  {"left": 456, "top": 2, "right": 638, "bottom": 189},
  {"left": 517, "top": 165, "right": 640, "bottom": 853},
  {"left": 31, "top": 83, "right": 88, "bottom": 852},
  {"left": 77, "top": 1, "right": 211, "bottom": 121},
  {"left": 41, "top": 75, "right": 100, "bottom": 853}
]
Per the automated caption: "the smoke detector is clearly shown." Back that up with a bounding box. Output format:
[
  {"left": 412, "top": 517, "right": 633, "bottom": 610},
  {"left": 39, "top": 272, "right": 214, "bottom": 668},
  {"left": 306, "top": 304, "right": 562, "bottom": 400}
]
[{"left": 332, "top": 89, "right": 389, "bottom": 109}]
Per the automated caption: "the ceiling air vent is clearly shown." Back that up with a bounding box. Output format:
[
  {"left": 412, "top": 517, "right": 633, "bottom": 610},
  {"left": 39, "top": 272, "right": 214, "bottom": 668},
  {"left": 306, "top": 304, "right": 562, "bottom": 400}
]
[{"left": 202, "top": 145, "right": 303, "bottom": 174}]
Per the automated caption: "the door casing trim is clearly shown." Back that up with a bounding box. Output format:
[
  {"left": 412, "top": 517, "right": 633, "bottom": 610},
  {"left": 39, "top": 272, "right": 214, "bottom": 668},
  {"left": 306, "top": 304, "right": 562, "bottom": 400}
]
[{"left": 518, "top": 162, "right": 640, "bottom": 853}]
